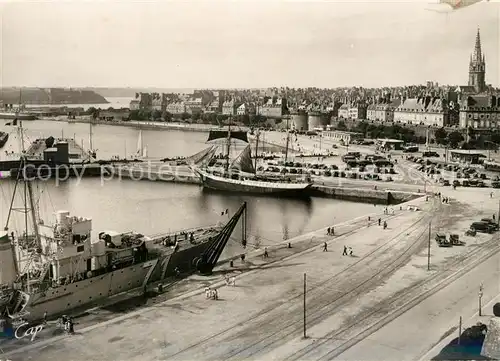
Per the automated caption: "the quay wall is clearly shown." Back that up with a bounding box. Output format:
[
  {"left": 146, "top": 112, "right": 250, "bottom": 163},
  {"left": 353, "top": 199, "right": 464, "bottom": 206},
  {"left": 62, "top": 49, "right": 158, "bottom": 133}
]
[{"left": 309, "top": 185, "right": 422, "bottom": 205}]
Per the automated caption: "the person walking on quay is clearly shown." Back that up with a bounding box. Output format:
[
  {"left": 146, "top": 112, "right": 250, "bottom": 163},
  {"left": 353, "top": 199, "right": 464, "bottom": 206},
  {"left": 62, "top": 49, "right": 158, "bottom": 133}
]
[
  {"left": 327, "top": 227, "right": 331, "bottom": 235},
  {"left": 241, "top": 254, "right": 246, "bottom": 262},
  {"left": 491, "top": 192, "right": 493, "bottom": 198},
  {"left": 342, "top": 245, "right": 348, "bottom": 256},
  {"left": 323, "top": 242, "right": 328, "bottom": 252},
  {"left": 264, "top": 248, "right": 269, "bottom": 258},
  {"left": 349, "top": 247, "right": 353, "bottom": 256},
  {"left": 383, "top": 221, "right": 387, "bottom": 230},
  {"left": 378, "top": 218, "right": 381, "bottom": 226},
  {"left": 43, "top": 311, "right": 47, "bottom": 324}
]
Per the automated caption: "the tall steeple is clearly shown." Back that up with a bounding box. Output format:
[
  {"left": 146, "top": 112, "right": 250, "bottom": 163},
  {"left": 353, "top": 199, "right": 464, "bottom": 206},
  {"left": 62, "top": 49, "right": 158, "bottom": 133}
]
[
  {"left": 468, "top": 27, "right": 486, "bottom": 93},
  {"left": 472, "top": 27, "right": 482, "bottom": 62}
]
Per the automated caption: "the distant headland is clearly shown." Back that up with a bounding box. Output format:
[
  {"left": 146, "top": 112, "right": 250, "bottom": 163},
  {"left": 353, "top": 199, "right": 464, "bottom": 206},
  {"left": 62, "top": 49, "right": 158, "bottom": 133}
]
[{"left": 0, "top": 87, "right": 108, "bottom": 105}]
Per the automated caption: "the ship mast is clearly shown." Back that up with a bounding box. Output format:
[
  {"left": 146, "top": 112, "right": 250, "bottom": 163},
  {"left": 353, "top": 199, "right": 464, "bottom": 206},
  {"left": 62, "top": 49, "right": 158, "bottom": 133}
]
[
  {"left": 4, "top": 120, "right": 42, "bottom": 292},
  {"left": 284, "top": 117, "right": 290, "bottom": 164},
  {"left": 254, "top": 130, "right": 259, "bottom": 174},
  {"left": 225, "top": 119, "right": 231, "bottom": 172},
  {"left": 89, "top": 118, "right": 93, "bottom": 151}
]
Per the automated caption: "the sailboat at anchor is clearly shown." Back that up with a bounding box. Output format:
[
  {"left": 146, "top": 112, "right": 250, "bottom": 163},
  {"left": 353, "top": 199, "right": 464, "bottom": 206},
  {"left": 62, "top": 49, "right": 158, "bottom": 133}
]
[
  {"left": 191, "top": 124, "right": 312, "bottom": 197},
  {"left": 136, "top": 130, "right": 148, "bottom": 159}
]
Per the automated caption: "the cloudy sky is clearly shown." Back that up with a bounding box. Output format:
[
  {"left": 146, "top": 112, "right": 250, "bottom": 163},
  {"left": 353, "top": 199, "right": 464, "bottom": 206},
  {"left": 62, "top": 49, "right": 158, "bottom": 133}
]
[{"left": 1, "top": 0, "right": 499, "bottom": 88}]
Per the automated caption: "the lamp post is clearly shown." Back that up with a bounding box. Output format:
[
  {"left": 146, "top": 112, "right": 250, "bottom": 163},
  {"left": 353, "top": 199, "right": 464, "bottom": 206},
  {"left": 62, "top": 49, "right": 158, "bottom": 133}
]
[{"left": 479, "top": 283, "right": 484, "bottom": 316}]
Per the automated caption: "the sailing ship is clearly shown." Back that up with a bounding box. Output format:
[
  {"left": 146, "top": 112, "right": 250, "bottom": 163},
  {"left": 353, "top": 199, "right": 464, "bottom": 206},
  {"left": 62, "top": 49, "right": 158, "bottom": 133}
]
[
  {"left": 0, "top": 153, "right": 247, "bottom": 323},
  {"left": 0, "top": 90, "right": 36, "bottom": 121},
  {"left": 191, "top": 126, "right": 312, "bottom": 197}
]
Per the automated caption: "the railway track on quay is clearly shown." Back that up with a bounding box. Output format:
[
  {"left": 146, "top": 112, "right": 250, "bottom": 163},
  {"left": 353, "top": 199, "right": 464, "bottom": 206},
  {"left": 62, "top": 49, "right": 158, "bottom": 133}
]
[
  {"left": 288, "top": 235, "right": 500, "bottom": 361},
  {"left": 166, "top": 199, "right": 440, "bottom": 360}
]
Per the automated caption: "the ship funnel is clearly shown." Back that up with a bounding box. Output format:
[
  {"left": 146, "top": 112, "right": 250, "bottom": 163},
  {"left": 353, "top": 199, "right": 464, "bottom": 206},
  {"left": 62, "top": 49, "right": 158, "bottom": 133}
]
[{"left": 0, "top": 232, "right": 17, "bottom": 284}]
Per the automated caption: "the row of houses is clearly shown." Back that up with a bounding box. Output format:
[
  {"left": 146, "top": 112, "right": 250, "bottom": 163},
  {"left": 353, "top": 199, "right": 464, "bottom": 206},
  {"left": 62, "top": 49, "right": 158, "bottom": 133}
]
[{"left": 130, "top": 92, "right": 288, "bottom": 118}]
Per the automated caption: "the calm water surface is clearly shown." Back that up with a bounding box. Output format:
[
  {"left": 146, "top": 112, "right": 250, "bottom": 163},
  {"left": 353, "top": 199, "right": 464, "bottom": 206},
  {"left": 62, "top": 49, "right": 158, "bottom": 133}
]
[{"left": 0, "top": 120, "right": 375, "bottom": 258}]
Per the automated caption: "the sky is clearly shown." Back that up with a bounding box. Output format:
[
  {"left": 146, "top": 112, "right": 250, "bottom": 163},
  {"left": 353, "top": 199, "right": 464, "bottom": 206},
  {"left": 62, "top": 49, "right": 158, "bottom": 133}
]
[{"left": 1, "top": 0, "right": 500, "bottom": 89}]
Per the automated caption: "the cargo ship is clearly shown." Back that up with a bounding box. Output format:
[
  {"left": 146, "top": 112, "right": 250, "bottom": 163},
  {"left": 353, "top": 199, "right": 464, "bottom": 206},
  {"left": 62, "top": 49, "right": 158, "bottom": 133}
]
[
  {"left": 0, "top": 112, "right": 36, "bottom": 121},
  {"left": 0, "top": 157, "right": 247, "bottom": 323}
]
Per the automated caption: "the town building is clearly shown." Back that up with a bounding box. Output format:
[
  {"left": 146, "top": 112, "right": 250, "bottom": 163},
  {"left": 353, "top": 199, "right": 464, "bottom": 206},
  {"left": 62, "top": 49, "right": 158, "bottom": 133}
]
[
  {"left": 166, "top": 102, "right": 186, "bottom": 115},
  {"left": 322, "top": 130, "right": 363, "bottom": 144},
  {"left": 394, "top": 97, "right": 449, "bottom": 127},
  {"left": 151, "top": 93, "right": 163, "bottom": 111},
  {"left": 449, "top": 149, "right": 485, "bottom": 164},
  {"left": 376, "top": 139, "right": 405, "bottom": 151},
  {"left": 458, "top": 29, "right": 500, "bottom": 129},
  {"left": 338, "top": 104, "right": 349, "bottom": 119},
  {"left": 366, "top": 99, "right": 401, "bottom": 122},
  {"left": 348, "top": 104, "right": 367, "bottom": 120},
  {"left": 222, "top": 99, "right": 238, "bottom": 116},
  {"left": 185, "top": 97, "right": 203, "bottom": 114},
  {"left": 258, "top": 97, "right": 287, "bottom": 118},
  {"left": 129, "top": 100, "right": 140, "bottom": 110},
  {"left": 237, "top": 103, "right": 248, "bottom": 115}
]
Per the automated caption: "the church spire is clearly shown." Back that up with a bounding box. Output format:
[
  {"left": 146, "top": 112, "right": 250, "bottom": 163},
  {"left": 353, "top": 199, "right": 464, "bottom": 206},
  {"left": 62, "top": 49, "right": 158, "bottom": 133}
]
[
  {"left": 468, "top": 27, "right": 486, "bottom": 93},
  {"left": 472, "top": 27, "right": 482, "bottom": 62}
]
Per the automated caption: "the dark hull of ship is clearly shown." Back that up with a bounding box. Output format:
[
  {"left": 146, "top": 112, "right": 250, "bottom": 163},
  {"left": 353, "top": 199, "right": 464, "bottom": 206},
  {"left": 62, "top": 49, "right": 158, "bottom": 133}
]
[
  {"left": 198, "top": 171, "right": 311, "bottom": 198},
  {"left": 0, "top": 113, "right": 37, "bottom": 120},
  {"left": 21, "top": 236, "right": 223, "bottom": 321}
]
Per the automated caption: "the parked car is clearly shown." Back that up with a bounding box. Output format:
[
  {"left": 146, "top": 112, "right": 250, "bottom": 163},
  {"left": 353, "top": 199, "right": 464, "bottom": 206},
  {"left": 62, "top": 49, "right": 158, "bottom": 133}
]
[
  {"left": 422, "top": 151, "right": 439, "bottom": 157},
  {"left": 470, "top": 221, "right": 496, "bottom": 233},
  {"left": 480, "top": 218, "right": 499, "bottom": 231}
]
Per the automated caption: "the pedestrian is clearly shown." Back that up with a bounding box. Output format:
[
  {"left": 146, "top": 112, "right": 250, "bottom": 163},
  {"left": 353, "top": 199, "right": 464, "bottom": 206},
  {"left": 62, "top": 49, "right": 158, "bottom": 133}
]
[
  {"left": 342, "top": 245, "right": 348, "bottom": 256},
  {"left": 491, "top": 192, "right": 493, "bottom": 198},
  {"left": 493, "top": 214, "right": 496, "bottom": 221},
  {"left": 331, "top": 227, "right": 334, "bottom": 235},
  {"left": 327, "top": 227, "right": 331, "bottom": 235},
  {"left": 43, "top": 311, "right": 47, "bottom": 324},
  {"left": 378, "top": 218, "right": 381, "bottom": 226},
  {"left": 323, "top": 242, "right": 328, "bottom": 252},
  {"left": 241, "top": 254, "right": 245, "bottom": 262},
  {"left": 158, "top": 283, "right": 163, "bottom": 293},
  {"left": 230, "top": 260, "right": 234, "bottom": 267},
  {"left": 288, "top": 242, "right": 292, "bottom": 248},
  {"left": 383, "top": 221, "right": 387, "bottom": 230},
  {"left": 349, "top": 247, "right": 353, "bottom": 256},
  {"left": 264, "top": 248, "right": 269, "bottom": 258},
  {"left": 68, "top": 318, "right": 74, "bottom": 334}
]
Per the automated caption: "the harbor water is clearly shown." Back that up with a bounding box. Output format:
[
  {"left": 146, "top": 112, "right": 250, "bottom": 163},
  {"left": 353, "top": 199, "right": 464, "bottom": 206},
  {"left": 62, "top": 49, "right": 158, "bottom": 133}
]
[{"left": 0, "top": 119, "right": 375, "bottom": 257}]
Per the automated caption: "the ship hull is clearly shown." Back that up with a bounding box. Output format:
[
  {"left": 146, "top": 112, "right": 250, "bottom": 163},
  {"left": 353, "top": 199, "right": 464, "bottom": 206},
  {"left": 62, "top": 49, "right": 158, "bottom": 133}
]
[
  {"left": 22, "top": 238, "right": 222, "bottom": 321},
  {"left": 0, "top": 113, "right": 36, "bottom": 121},
  {"left": 196, "top": 169, "right": 311, "bottom": 197}
]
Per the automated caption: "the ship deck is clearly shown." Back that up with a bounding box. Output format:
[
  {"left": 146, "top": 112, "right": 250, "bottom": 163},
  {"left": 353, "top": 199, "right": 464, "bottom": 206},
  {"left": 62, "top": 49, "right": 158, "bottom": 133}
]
[
  {"left": 25, "top": 137, "right": 91, "bottom": 162},
  {"left": 146, "top": 225, "right": 223, "bottom": 253}
]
